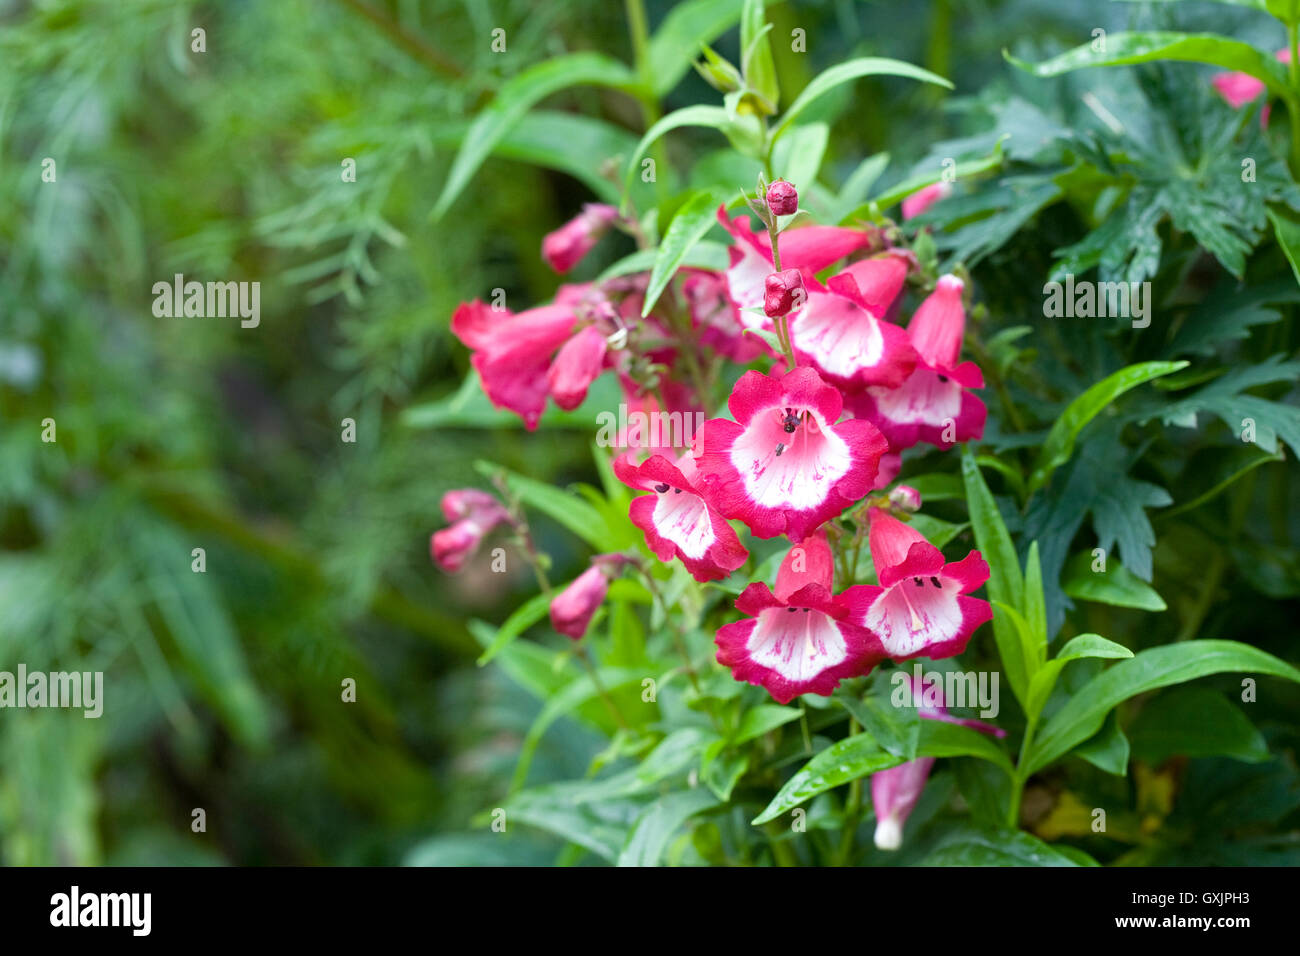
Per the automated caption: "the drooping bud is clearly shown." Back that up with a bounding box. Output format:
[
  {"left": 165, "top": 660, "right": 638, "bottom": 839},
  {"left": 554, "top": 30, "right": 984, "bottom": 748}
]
[
  {"left": 765, "top": 179, "right": 798, "bottom": 217},
  {"left": 901, "top": 181, "right": 952, "bottom": 220},
  {"left": 763, "top": 268, "right": 806, "bottom": 319},
  {"left": 432, "top": 489, "right": 510, "bottom": 572},
  {"left": 549, "top": 554, "right": 628, "bottom": 639},
  {"left": 541, "top": 204, "right": 619, "bottom": 274}
]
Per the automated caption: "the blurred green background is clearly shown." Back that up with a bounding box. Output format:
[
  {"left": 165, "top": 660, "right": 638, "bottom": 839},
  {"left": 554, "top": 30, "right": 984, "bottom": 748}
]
[{"left": 1, "top": 0, "right": 1294, "bottom": 865}]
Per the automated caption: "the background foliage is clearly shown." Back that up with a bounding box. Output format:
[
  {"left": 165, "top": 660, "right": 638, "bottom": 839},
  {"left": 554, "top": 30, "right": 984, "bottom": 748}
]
[{"left": 1, "top": 0, "right": 1297, "bottom": 865}]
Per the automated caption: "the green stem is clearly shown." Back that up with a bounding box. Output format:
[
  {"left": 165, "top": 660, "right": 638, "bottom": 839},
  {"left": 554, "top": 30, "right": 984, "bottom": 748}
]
[
  {"left": 625, "top": 0, "right": 668, "bottom": 200},
  {"left": 578, "top": 644, "right": 631, "bottom": 732},
  {"left": 1006, "top": 714, "right": 1038, "bottom": 828},
  {"left": 835, "top": 718, "right": 863, "bottom": 865}
]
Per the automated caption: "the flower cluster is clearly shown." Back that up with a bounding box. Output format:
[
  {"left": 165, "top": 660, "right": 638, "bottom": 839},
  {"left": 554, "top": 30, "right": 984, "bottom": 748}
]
[{"left": 438, "top": 180, "right": 993, "bottom": 704}]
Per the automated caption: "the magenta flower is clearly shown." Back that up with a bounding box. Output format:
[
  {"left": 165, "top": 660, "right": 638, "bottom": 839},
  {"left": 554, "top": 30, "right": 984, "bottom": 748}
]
[
  {"left": 872, "top": 675, "right": 1004, "bottom": 849},
  {"left": 695, "top": 367, "right": 888, "bottom": 541},
  {"left": 431, "top": 489, "right": 511, "bottom": 572},
  {"left": 842, "top": 509, "right": 992, "bottom": 661},
  {"left": 763, "top": 268, "right": 806, "bottom": 318},
  {"left": 547, "top": 324, "right": 608, "bottom": 411},
  {"left": 788, "top": 255, "right": 919, "bottom": 391},
  {"left": 614, "top": 452, "right": 749, "bottom": 582},
  {"left": 715, "top": 533, "right": 885, "bottom": 703},
  {"left": 765, "top": 179, "right": 799, "bottom": 216},
  {"left": 1212, "top": 49, "right": 1288, "bottom": 111},
  {"left": 550, "top": 555, "right": 627, "bottom": 639},
  {"left": 847, "top": 274, "right": 986, "bottom": 450},
  {"left": 542, "top": 203, "right": 619, "bottom": 274},
  {"left": 681, "top": 268, "right": 763, "bottom": 362},
  {"left": 900, "top": 181, "right": 952, "bottom": 220},
  {"left": 716, "top": 207, "right": 872, "bottom": 336}
]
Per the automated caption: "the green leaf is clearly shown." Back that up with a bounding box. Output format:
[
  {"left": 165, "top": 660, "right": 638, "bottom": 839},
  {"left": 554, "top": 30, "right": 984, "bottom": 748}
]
[
  {"left": 1072, "top": 710, "right": 1130, "bottom": 775},
  {"left": 920, "top": 825, "right": 1096, "bottom": 866},
  {"left": 512, "top": 666, "right": 648, "bottom": 791},
  {"left": 1267, "top": 204, "right": 1300, "bottom": 289},
  {"left": 617, "top": 788, "right": 720, "bottom": 866},
  {"left": 1160, "top": 444, "right": 1285, "bottom": 520},
  {"left": 480, "top": 111, "right": 639, "bottom": 205},
  {"left": 1024, "top": 633, "right": 1135, "bottom": 723},
  {"left": 733, "top": 703, "right": 802, "bottom": 744},
  {"left": 961, "top": 447, "right": 1027, "bottom": 703},
  {"left": 1026, "top": 641, "right": 1300, "bottom": 775},
  {"left": 475, "top": 461, "right": 619, "bottom": 551},
  {"left": 739, "top": 0, "right": 779, "bottom": 112},
  {"left": 1129, "top": 687, "right": 1269, "bottom": 764},
  {"left": 1061, "top": 550, "right": 1167, "bottom": 611},
  {"left": 772, "top": 58, "right": 953, "bottom": 143},
  {"left": 432, "top": 53, "right": 638, "bottom": 220},
  {"left": 597, "top": 240, "right": 729, "bottom": 282},
  {"left": 475, "top": 591, "right": 553, "bottom": 666},
  {"left": 623, "top": 105, "right": 731, "bottom": 195},
  {"left": 642, "top": 188, "right": 725, "bottom": 317},
  {"left": 1023, "top": 541, "right": 1048, "bottom": 661},
  {"left": 901, "top": 472, "right": 965, "bottom": 503},
  {"left": 1006, "top": 33, "right": 1292, "bottom": 98},
  {"left": 770, "top": 123, "right": 829, "bottom": 191},
  {"left": 1028, "top": 361, "right": 1188, "bottom": 495},
  {"left": 992, "top": 601, "right": 1042, "bottom": 701},
  {"left": 751, "top": 721, "right": 1011, "bottom": 823},
  {"left": 648, "top": 0, "right": 749, "bottom": 96},
  {"left": 869, "top": 137, "right": 1009, "bottom": 212},
  {"left": 838, "top": 690, "right": 921, "bottom": 759}
]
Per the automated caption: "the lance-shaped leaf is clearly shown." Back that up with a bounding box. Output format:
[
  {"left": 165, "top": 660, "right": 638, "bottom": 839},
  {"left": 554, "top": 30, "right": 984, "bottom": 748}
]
[
  {"left": 432, "top": 53, "right": 639, "bottom": 220},
  {"left": 1025, "top": 640, "right": 1300, "bottom": 775},
  {"left": 772, "top": 57, "right": 952, "bottom": 143},
  {"left": 1028, "top": 361, "right": 1188, "bottom": 496},
  {"left": 751, "top": 721, "right": 1012, "bottom": 824},
  {"left": 1006, "top": 33, "right": 1293, "bottom": 98},
  {"left": 642, "top": 188, "right": 726, "bottom": 316}
]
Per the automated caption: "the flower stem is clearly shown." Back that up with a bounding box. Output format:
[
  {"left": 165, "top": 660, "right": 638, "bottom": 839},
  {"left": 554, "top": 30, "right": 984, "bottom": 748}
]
[
  {"left": 578, "top": 644, "right": 631, "bottom": 732},
  {"left": 1006, "top": 714, "right": 1037, "bottom": 828}
]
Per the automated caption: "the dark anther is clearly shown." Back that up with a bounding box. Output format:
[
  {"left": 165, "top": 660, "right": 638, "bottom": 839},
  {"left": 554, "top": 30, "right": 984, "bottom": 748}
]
[
  {"left": 654, "top": 483, "right": 669, "bottom": 493},
  {"left": 802, "top": 608, "right": 811, "bottom": 613},
  {"left": 784, "top": 421, "right": 797, "bottom": 433},
  {"left": 674, "top": 487, "right": 682, "bottom": 494},
  {"left": 930, "top": 576, "right": 942, "bottom": 588},
  {"left": 937, "top": 374, "right": 949, "bottom": 383},
  {"left": 787, "top": 607, "right": 797, "bottom": 613},
  {"left": 775, "top": 443, "right": 785, "bottom": 457},
  {"left": 913, "top": 576, "right": 924, "bottom": 586}
]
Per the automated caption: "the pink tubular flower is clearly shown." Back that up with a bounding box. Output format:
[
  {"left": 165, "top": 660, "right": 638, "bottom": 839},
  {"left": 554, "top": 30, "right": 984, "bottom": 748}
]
[
  {"left": 695, "top": 367, "right": 889, "bottom": 541},
  {"left": 613, "top": 452, "right": 748, "bottom": 582},
  {"left": 841, "top": 509, "right": 992, "bottom": 661},
  {"left": 682, "top": 268, "right": 763, "bottom": 362},
  {"left": 717, "top": 207, "right": 873, "bottom": 333},
  {"left": 888, "top": 484, "right": 922, "bottom": 513},
  {"left": 542, "top": 204, "right": 619, "bottom": 274},
  {"left": 901, "top": 181, "right": 952, "bottom": 220},
  {"left": 547, "top": 324, "right": 608, "bottom": 411},
  {"left": 763, "top": 268, "right": 806, "bottom": 318},
  {"left": 847, "top": 274, "right": 986, "bottom": 450},
  {"left": 431, "top": 489, "right": 511, "bottom": 572},
  {"left": 766, "top": 179, "right": 798, "bottom": 216},
  {"left": 451, "top": 299, "right": 577, "bottom": 430},
  {"left": 873, "top": 675, "right": 1004, "bottom": 849},
  {"left": 715, "top": 533, "right": 886, "bottom": 703},
  {"left": 1213, "top": 49, "right": 1288, "bottom": 111},
  {"left": 788, "top": 256, "right": 919, "bottom": 391},
  {"left": 550, "top": 555, "right": 626, "bottom": 639}
]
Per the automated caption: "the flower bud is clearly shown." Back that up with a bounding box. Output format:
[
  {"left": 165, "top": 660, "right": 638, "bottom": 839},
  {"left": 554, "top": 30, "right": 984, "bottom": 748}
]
[
  {"left": 765, "top": 179, "right": 798, "bottom": 217},
  {"left": 549, "top": 555, "right": 627, "bottom": 639},
  {"left": 542, "top": 204, "right": 619, "bottom": 274},
  {"left": 888, "top": 484, "right": 922, "bottom": 513},
  {"left": 763, "top": 268, "right": 805, "bottom": 319},
  {"left": 432, "top": 489, "right": 510, "bottom": 572}
]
